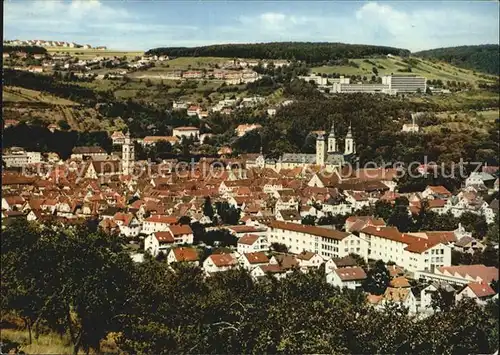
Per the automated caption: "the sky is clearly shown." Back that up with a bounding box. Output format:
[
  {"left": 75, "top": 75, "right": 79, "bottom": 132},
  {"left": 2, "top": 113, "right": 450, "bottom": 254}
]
[{"left": 3, "top": 0, "right": 499, "bottom": 52}]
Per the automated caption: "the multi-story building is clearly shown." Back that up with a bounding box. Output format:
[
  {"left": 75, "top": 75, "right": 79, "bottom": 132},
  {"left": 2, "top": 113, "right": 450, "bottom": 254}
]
[
  {"left": 331, "top": 82, "right": 391, "bottom": 93},
  {"left": 3, "top": 148, "right": 41, "bottom": 167},
  {"left": 359, "top": 226, "right": 452, "bottom": 272},
  {"left": 382, "top": 75, "right": 427, "bottom": 93},
  {"left": 267, "top": 220, "right": 368, "bottom": 260}
]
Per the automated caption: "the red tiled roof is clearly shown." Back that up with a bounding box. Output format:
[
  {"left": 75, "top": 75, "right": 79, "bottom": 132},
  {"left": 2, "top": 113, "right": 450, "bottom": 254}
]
[
  {"left": 427, "top": 185, "right": 452, "bottom": 196},
  {"left": 439, "top": 265, "right": 499, "bottom": 283},
  {"left": 238, "top": 234, "right": 261, "bottom": 245},
  {"left": 228, "top": 225, "right": 266, "bottom": 234},
  {"left": 143, "top": 136, "right": 179, "bottom": 144},
  {"left": 154, "top": 231, "right": 175, "bottom": 243},
  {"left": 168, "top": 224, "right": 193, "bottom": 236},
  {"left": 259, "top": 264, "right": 286, "bottom": 274},
  {"left": 244, "top": 252, "right": 269, "bottom": 264},
  {"left": 360, "top": 226, "right": 407, "bottom": 244},
  {"left": 209, "top": 253, "right": 237, "bottom": 267},
  {"left": 174, "top": 126, "right": 198, "bottom": 131},
  {"left": 172, "top": 247, "right": 199, "bottom": 262},
  {"left": 466, "top": 282, "right": 496, "bottom": 298},
  {"left": 145, "top": 215, "right": 178, "bottom": 224},
  {"left": 270, "top": 220, "right": 350, "bottom": 241},
  {"left": 390, "top": 276, "right": 411, "bottom": 288},
  {"left": 334, "top": 266, "right": 367, "bottom": 281}
]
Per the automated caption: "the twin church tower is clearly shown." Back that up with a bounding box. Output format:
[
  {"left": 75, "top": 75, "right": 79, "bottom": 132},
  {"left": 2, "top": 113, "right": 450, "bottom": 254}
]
[{"left": 316, "top": 122, "right": 355, "bottom": 166}]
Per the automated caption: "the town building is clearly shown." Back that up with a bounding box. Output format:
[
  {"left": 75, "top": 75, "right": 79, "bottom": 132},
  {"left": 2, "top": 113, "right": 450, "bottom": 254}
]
[{"left": 172, "top": 126, "right": 200, "bottom": 139}]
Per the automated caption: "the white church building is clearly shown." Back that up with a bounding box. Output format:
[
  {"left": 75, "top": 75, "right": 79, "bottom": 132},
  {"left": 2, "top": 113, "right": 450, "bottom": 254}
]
[{"left": 247, "top": 123, "right": 356, "bottom": 172}]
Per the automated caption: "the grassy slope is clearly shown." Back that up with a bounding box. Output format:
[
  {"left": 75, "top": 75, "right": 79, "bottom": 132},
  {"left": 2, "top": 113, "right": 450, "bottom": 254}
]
[
  {"left": 2, "top": 85, "right": 126, "bottom": 132},
  {"left": 3, "top": 86, "right": 78, "bottom": 105},
  {"left": 423, "top": 109, "right": 499, "bottom": 134},
  {"left": 1, "top": 328, "right": 119, "bottom": 354},
  {"left": 310, "top": 56, "right": 497, "bottom": 84}
]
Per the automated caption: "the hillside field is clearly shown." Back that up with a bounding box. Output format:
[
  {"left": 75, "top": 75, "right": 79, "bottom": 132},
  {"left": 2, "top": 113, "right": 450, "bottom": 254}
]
[{"left": 311, "top": 56, "right": 497, "bottom": 85}]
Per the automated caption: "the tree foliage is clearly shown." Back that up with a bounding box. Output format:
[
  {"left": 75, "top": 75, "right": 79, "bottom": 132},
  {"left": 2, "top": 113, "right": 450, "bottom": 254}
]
[
  {"left": 363, "top": 260, "right": 390, "bottom": 295},
  {"left": 147, "top": 42, "right": 410, "bottom": 64}
]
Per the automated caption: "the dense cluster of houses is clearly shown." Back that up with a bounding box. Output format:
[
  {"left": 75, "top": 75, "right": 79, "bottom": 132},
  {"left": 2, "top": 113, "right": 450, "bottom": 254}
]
[{"left": 2, "top": 148, "right": 498, "bottom": 312}]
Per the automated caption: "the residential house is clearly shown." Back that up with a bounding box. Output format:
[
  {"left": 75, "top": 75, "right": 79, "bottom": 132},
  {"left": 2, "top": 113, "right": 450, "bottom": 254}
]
[
  {"left": 251, "top": 264, "right": 289, "bottom": 280},
  {"left": 326, "top": 266, "right": 367, "bottom": 290},
  {"left": 466, "top": 172, "right": 496, "bottom": 189},
  {"left": 239, "top": 252, "right": 269, "bottom": 270},
  {"left": 144, "top": 231, "right": 175, "bottom": 257},
  {"left": 275, "top": 209, "right": 301, "bottom": 223},
  {"left": 203, "top": 253, "right": 238, "bottom": 274},
  {"left": 420, "top": 282, "right": 456, "bottom": 313},
  {"left": 454, "top": 236, "right": 486, "bottom": 254},
  {"left": 167, "top": 247, "right": 200, "bottom": 266},
  {"left": 113, "top": 212, "right": 141, "bottom": 237},
  {"left": 456, "top": 282, "right": 496, "bottom": 305},
  {"left": 142, "top": 215, "right": 178, "bottom": 235},
  {"left": 141, "top": 136, "right": 179, "bottom": 147},
  {"left": 422, "top": 185, "right": 452, "bottom": 200},
  {"left": 296, "top": 251, "right": 324, "bottom": 270},
  {"left": 235, "top": 124, "right": 262, "bottom": 137},
  {"left": 167, "top": 224, "right": 194, "bottom": 244},
  {"left": 237, "top": 234, "right": 269, "bottom": 254}
]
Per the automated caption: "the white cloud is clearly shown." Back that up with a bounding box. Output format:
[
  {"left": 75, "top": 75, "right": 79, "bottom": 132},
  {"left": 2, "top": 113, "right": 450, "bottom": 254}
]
[
  {"left": 355, "top": 2, "right": 499, "bottom": 51},
  {"left": 3, "top": 0, "right": 198, "bottom": 49},
  {"left": 3, "top": 1, "right": 498, "bottom": 51}
]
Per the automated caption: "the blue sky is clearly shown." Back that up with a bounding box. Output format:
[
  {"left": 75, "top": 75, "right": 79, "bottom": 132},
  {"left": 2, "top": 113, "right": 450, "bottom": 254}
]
[{"left": 3, "top": 0, "right": 499, "bottom": 52}]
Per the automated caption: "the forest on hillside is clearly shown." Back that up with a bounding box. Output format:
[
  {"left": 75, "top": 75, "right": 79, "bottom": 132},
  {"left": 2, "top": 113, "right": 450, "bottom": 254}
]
[
  {"left": 2, "top": 45, "right": 47, "bottom": 54},
  {"left": 147, "top": 42, "right": 410, "bottom": 64},
  {"left": 414, "top": 45, "right": 500, "bottom": 75}
]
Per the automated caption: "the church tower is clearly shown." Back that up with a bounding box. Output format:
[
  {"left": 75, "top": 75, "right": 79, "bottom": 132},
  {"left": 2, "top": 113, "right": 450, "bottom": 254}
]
[
  {"left": 344, "top": 124, "right": 355, "bottom": 155},
  {"left": 122, "top": 131, "right": 135, "bottom": 175},
  {"left": 328, "top": 122, "right": 338, "bottom": 153},
  {"left": 316, "top": 134, "right": 327, "bottom": 166}
]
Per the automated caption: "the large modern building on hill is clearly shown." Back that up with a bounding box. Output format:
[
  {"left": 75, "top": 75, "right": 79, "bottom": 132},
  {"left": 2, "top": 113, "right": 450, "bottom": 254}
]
[{"left": 382, "top": 75, "right": 427, "bottom": 93}]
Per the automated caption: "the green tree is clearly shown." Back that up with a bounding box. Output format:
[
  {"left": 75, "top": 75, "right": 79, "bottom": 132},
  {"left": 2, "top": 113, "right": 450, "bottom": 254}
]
[
  {"left": 302, "top": 215, "right": 316, "bottom": 226},
  {"left": 203, "top": 196, "right": 215, "bottom": 220},
  {"left": 363, "top": 260, "right": 390, "bottom": 295}
]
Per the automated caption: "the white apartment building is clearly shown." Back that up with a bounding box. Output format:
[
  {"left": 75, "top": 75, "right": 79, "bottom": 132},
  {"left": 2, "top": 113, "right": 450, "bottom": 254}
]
[
  {"left": 382, "top": 75, "right": 427, "bottom": 93},
  {"left": 331, "top": 82, "right": 391, "bottom": 94},
  {"left": 3, "top": 149, "right": 42, "bottom": 167},
  {"left": 359, "top": 226, "right": 452, "bottom": 272},
  {"left": 268, "top": 220, "right": 368, "bottom": 260}
]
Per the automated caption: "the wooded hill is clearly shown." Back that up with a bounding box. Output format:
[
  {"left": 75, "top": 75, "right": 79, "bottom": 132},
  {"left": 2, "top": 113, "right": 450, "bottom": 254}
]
[
  {"left": 147, "top": 42, "right": 410, "bottom": 64},
  {"left": 414, "top": 45, "right": 500, "bottom": 75},
  {"left": 2, "top": 45, "right": 47, "bottom": 54}
]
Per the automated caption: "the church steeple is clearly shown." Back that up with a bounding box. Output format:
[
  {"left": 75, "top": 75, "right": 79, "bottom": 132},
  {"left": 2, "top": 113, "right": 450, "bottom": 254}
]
[
  {"left": 344, "top": 123, "right": 355, "bottom": 155},
  {"left": 122, "top": 131, "right": 135, "bottom": 175},
  {"left": 328, "top": 122, "right": 338, "bottom": 153}
]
